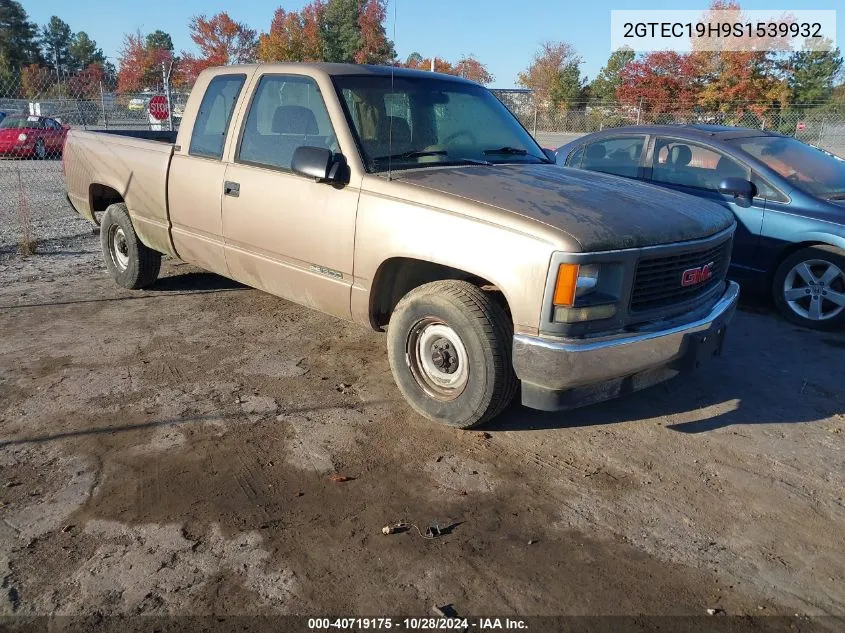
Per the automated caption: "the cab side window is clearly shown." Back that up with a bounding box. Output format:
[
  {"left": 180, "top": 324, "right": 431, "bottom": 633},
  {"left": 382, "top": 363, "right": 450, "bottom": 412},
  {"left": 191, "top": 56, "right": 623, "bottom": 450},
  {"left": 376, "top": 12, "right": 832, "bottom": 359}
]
[
  {"left": 238, "top": 74, "right": 339, "bottom": 171},
  {"left": 651, "top": 138, "right": 749, "bottom": 191},
  {"left": 752, "top": 172, "right": 789, "bottom": 203},
  {"left": 579, "top": 136, "right": 645, "bottom": 178},
  {"left": 189, "top": 74, "right": 246, "bottom": 160}
]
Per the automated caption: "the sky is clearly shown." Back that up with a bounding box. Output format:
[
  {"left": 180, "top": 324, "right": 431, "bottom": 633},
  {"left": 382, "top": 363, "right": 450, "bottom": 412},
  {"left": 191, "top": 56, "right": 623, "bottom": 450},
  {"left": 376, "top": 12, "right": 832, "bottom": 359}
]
[{"left": 22, "top": 0, "right": 845, "bottom": 89}]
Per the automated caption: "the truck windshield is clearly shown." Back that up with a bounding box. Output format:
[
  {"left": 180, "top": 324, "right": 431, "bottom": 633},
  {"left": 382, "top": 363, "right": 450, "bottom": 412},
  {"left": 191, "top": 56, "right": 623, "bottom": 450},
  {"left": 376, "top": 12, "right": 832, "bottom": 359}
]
[
  {"left": 332, "top": 75, "right": 549, "bottom": 173},
  {"left": 729, "top": 136, "right": 845, "bottom": 200}
]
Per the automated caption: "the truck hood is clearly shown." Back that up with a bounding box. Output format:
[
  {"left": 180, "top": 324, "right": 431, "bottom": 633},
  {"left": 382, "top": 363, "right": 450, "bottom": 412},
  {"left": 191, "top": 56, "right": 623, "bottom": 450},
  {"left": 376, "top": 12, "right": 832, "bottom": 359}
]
[{"left": 392, "top": 164, "right": 736, "bottom": 251}]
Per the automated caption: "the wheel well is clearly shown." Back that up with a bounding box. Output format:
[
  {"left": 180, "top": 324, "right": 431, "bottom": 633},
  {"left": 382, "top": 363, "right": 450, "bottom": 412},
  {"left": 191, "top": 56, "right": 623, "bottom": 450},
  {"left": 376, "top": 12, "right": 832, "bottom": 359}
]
[
  {"left": 89, "top": 184, "right": 124, "bottom": 224},
  {"left": 768, "top": 241, "right": 830, "bottom": 283},
  {"left": 369, "top": 257, "right": 511, "bottom": 330}
]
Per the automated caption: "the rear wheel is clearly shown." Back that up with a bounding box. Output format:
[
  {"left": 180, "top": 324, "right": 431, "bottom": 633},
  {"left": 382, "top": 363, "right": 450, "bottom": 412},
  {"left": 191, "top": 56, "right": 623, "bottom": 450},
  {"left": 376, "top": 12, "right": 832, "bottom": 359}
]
[
  {"left": 772, "top": 245, "right": 845, "bottom": 330},
  {"left": 100, "top": 203, "right": 161, "bottom": 289},
  {"left": 34, "top": 139, "right": 46, "bottom": 160},
  {"left": 387, "top": 280, "right": 517, "bottom": 428}
]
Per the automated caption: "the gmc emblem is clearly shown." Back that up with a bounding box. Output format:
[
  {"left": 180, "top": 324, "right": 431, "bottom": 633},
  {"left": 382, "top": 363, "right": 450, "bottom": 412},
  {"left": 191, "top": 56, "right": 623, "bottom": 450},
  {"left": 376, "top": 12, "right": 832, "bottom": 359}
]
[{"left": 681, "top": 262, "right": 715, "bottom": 287}]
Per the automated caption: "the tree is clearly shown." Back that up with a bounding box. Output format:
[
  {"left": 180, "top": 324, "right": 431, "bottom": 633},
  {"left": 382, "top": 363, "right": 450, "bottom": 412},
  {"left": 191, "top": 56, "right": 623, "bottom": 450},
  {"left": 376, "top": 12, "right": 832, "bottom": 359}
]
[
  {"left": 617, "top": 51, "right": 701, "bottom": 114},
  {"left": 0, "top": 0, "right": 41, "bottom": 70},
  {"left": 588, "top": 47, "right": 634, "bottom": 104},
  {"left": 690, "top": 1, "right": 787, "bottom": 116},
  {"left": 354, "top": 0, "right": 394, "bottom": 64},
  {"left": 116, "top": 30, "right": 150, "bottom": 93},
  {"left": 518, "top": 41, "right": 585, "bottom": 109},
  {"left": 454, "top": 55, "right": 493, "bottom": 85},
  {"left": 257, "top": 2, "right": 324, "bottom": 62},
  {"left": 403, "top": 55, "right": 454, "bottom": 74},
  {"left": 67, "top": 62, "right": 105, "bottom": 98},
  {"left": 68, "top": 31, "right": 105, "bottom": 72},
  {"left": 20, "top": 62, "right": 52, "bottom": 98},
  {"left": 181, "top": 12, "right": 256, "bottom": 83},
  {"left": 788, "top": 38, "right": 843, "bottom": 104},
  {"left": 40, "top": 15, "right": 72, "bottom": 76},
  {"left": 145, "top": 30, "right": 173, "bottom": 53},
  {"left": 322, "top": 0, "right": 361, "bottom": 63}
]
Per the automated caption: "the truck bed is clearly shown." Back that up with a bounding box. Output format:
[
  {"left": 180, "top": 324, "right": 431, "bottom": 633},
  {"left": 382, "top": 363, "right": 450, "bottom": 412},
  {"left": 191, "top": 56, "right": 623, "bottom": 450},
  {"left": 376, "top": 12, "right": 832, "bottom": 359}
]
[{"left": 63, "top": 128, "right": 176, "bottom": 256}]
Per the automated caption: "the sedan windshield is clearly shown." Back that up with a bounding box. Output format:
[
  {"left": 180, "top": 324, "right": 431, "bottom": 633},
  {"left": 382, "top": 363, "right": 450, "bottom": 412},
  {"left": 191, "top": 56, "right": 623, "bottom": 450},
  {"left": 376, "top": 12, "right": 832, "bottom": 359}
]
[
  {"left": 729, "top": 136, "right": 845, "bottom": 200},
  {"left": 332, "top": 74, "right": 549, "bottom": 172},
  {"left": 0, "top": 116, "right": 38, "bottom": 129}
]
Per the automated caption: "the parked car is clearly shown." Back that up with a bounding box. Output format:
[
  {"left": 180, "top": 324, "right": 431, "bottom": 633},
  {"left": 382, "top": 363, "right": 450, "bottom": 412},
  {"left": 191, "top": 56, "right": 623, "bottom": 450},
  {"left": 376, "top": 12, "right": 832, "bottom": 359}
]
[
  {"left": 556, "top": 125, "right": 845, "bottom": 330},
  {"left": 0, "top": 113, "right": 69, "bottom": 159},
  {"left": 64, "top": 64, "right": 739, "bottom": 427}
]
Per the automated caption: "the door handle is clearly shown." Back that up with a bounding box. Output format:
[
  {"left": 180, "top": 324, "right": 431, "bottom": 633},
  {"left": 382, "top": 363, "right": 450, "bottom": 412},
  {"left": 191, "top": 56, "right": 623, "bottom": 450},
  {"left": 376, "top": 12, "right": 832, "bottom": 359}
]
[{"left": 224, "top": 181, "right": 240, "bottom": 197}]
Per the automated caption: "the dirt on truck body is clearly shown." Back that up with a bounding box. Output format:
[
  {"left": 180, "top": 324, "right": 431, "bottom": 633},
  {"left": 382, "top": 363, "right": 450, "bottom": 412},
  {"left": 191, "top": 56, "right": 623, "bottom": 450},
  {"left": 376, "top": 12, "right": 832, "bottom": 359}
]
[{"left": 64, "top": 62, "right": 739, "bottom": 428}]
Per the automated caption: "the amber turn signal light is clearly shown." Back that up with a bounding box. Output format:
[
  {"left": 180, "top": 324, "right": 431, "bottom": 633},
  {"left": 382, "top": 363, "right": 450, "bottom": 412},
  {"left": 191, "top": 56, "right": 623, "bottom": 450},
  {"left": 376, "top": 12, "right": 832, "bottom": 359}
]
[{"left": 553, "top": 264, "right": 579, "bottom": 306}]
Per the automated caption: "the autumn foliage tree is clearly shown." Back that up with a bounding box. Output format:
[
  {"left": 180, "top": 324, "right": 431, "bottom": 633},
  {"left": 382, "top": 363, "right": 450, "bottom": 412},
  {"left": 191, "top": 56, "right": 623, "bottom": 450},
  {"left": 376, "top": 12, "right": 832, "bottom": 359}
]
[
  {"left": 454, "top": 56, "right": 494, "bottom": 84},
  {"left": 354, "top": 0, "right": 393, "bottom": 64},
  {"left": 181, "top": 12, "right": 256, "bottom": 83},
  {"left": 20, "top": 62, "right": 52, "bottom": 98},
  {"left": 116, "top": 30, "right": 174, "bottom": 93},
  {"left": 66, "top": 61, "right": 104, "bottom": 98},
  {"left": 617, "top": 51, "right": 703, "bottom": 114},
  {"left": 518, "top": 41, "right": 586, "bottom": 109},
  {"left": 257, "top": 2, "right": 324, "bottom": 62}
]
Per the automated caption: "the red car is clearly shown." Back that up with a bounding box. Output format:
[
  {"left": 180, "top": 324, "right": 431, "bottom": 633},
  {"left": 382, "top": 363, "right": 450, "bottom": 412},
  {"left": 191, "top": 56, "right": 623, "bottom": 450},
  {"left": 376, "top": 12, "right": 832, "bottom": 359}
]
[{"left": 0, "top": 114, "right": 69, "bottom": 159}]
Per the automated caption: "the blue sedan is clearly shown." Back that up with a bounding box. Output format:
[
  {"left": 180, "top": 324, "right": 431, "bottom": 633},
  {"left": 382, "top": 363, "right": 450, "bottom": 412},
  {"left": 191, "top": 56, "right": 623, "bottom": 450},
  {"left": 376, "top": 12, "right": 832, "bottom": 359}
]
[{"left": 556, "top": 125, "right": 845, "bottom": 330}]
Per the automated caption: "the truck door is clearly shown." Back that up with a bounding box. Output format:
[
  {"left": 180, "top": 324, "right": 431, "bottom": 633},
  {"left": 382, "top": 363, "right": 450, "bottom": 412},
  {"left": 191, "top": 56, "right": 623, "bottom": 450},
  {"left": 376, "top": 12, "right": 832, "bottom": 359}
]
[
  {"left": 221, "top": 73, "right": 358, "bottom": 321},
  {"left": 168, "top": 72, "right": 247, "bottom": 277}
]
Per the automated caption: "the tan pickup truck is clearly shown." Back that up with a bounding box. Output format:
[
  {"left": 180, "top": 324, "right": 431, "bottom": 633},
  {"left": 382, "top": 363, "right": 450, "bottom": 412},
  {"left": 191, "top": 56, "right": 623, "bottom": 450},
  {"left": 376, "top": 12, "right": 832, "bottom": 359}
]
[{"left": 64, "top": 63, "right": 739, "bottom": 428}]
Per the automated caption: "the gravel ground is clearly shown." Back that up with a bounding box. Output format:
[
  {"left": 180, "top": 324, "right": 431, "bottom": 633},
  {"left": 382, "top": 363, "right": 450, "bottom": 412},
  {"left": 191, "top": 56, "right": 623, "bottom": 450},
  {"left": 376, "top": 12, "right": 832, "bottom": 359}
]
[{"left": 1, "top": 163, "right": 844, "bottom": 632}]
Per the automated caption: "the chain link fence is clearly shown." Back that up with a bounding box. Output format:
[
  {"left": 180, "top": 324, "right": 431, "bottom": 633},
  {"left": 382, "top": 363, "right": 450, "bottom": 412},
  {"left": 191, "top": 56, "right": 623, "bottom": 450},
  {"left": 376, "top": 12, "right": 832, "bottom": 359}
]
[
  {"left": 0, "top": 70, "right": 186, "bottom": 257},
  {"left": 490, "top": 88, "right": 845, "bottom": 157}
]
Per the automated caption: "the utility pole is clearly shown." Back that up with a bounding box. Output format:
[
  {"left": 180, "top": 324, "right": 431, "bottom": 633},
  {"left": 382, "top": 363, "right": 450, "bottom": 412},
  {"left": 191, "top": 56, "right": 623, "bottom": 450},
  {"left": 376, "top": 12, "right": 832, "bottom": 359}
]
[{"left": 430, "top": 57, "right": 435, "bottom": 72}]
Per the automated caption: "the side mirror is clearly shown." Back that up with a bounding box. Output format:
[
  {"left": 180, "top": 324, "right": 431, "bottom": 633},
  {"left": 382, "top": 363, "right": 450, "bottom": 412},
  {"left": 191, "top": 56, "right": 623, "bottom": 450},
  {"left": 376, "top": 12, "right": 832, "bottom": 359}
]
[
  {"left": 542, "top": 148, "right": 557, "bottom": 162},
  {"left": 718, "top": 177, "right": 755, "bottom": 199},
  {"left": 291, "top": 146, "right": 346, "bottom": 183}
]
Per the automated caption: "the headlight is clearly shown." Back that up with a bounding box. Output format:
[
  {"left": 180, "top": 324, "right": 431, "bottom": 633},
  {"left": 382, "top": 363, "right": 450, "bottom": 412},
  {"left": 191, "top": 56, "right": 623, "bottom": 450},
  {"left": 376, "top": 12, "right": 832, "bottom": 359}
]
[
  {"left": 552, "top": 263, "right": 601, "bottom": 306},
  {"left": 17, "top": 133, "right": 27, "bottom": 142},
  {"left": 551, "top": 262, "right": 620, "bottom": 323}
]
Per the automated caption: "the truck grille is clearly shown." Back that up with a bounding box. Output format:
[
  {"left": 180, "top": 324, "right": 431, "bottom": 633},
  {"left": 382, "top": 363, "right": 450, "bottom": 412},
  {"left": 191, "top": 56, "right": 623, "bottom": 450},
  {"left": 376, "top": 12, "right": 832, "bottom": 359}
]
[{"left": 630, "top": 238, "right": 731, "bottom": 312}]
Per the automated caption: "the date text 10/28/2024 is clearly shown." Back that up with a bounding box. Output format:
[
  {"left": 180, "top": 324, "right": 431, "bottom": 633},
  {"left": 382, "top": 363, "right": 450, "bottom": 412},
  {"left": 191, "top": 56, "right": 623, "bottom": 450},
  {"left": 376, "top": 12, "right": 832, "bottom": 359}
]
[{"left": 308, "top": 618, "right": 528, "bottom": 630}]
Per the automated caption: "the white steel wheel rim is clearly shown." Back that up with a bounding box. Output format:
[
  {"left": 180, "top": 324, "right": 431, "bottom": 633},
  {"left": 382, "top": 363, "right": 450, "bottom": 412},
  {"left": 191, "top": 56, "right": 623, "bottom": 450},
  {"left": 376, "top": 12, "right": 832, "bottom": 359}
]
[
  {"left": 783, "top": 259, "right": 845, "bottom": 321},
  {"left": 109, "top": 225, "right": 130, "bottom": 271},
  {"left": 406, "top": 318, "right": 470, "bottom": 401}
]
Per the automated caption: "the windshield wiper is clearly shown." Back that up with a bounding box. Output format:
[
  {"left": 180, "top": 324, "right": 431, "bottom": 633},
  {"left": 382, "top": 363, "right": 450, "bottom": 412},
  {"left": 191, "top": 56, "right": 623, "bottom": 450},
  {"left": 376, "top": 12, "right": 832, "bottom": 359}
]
[
  {"left": 483, "top": 146, "right": 529, "bottom": 156},
  {"left": 373, "top": 149, "right": 448, "bottom": 162}
]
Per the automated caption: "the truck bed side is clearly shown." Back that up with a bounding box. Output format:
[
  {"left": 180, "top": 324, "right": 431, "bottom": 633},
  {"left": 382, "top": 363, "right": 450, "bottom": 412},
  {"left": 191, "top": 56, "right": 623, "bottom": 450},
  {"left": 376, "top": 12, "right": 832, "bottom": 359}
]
[{"left": 64, "top": 129, "right": 176, "bottom": 257}]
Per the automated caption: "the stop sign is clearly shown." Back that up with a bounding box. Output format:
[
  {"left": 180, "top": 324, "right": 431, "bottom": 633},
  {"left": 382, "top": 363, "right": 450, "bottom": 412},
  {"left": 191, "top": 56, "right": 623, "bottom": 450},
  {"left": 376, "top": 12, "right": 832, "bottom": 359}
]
[{"left": 149, "top": 95, "right": 169, "bottom": 121}]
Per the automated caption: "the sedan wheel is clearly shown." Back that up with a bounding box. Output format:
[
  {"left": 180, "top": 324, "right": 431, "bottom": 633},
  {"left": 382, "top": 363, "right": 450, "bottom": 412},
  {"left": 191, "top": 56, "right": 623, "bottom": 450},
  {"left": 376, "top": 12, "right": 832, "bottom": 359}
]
[
  {"left": 773, "top": 246, "right": 845, "bottom": 330},
  {"left": 34, "top": 139, "right": 46, "bottom": 160}
]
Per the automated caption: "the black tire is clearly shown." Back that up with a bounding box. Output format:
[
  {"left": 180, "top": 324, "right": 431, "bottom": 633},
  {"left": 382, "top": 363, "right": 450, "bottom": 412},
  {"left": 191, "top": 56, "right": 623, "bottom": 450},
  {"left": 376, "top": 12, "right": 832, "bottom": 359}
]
[
  {"left": 387, "top": 280, "right": 517, "bottom": 428},
  {"left": 34, "top": 139, "right": 46, "bottom": 160},
  {"left": 100, "top": 203, "right": 161, "bottom": 289},
  {"left": 772, "top": 245, "right": 845, "bottom": 331}
]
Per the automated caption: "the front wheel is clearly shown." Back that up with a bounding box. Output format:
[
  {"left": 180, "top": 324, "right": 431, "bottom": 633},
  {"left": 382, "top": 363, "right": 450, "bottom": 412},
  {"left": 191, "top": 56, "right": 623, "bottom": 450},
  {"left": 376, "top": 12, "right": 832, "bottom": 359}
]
[
  {"left": 100, "top": 203, "right": 161, "bottom": 289},
  {"left": 387, "top": 280, "right": 517, "bottom": 428},
  {"left": 772, "top": 245, "right": 845, "bottom": 330}
]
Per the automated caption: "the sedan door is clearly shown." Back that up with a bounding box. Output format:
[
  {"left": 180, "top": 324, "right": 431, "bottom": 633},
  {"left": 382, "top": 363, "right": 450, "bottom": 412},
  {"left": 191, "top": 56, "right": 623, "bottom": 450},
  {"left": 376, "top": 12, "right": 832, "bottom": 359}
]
[
  {"left": 646, "top": 137, "right": 766, "bottom": 277},
  {"left": 221, "top": 73, "right": 358, "bottom": 321}
]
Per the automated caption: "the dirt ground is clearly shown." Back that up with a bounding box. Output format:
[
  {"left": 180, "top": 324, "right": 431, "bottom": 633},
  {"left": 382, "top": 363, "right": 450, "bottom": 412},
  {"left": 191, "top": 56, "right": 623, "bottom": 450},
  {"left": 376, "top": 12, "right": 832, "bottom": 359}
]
[{"left": 1, "top": 229, "right": 844, "bottom": 630}]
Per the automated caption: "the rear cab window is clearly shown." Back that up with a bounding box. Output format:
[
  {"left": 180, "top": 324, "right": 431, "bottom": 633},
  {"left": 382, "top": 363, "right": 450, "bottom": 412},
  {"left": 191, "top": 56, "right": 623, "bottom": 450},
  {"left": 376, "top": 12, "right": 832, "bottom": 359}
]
[{"left": 189, "top": 74, "right": 247, "bottom": 160}]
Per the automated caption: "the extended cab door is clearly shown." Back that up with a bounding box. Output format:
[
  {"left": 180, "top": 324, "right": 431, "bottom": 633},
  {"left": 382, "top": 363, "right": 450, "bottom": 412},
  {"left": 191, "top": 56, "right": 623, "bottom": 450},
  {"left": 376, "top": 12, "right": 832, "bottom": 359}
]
[
  {"left": 168, "top": 71, "right": 249, "bottom": 277},
  {"left": 221, "top": 72, "right": 358, "bottom": 320}
]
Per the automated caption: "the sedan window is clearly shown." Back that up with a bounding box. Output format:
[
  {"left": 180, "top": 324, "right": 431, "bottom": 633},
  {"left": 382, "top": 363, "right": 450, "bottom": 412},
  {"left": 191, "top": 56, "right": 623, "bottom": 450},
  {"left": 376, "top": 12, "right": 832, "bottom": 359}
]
[
  {"left": 578, "top": 136, "right": 645, "bottom": 178},
  {"left": 652, "top": 139, "right": 748, "bottom": 191}
]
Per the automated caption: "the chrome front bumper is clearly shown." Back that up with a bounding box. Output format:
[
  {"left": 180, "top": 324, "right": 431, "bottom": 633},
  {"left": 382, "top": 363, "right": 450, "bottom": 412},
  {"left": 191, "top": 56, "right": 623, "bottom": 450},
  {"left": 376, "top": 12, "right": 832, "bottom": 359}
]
[{"left": 513, "top": 281, "right": 740, "bottom": 411}]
